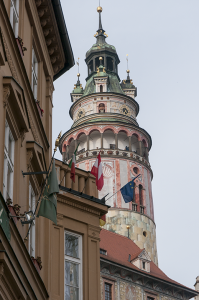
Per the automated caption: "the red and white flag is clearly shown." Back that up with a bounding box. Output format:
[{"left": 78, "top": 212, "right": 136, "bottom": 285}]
[
  {"left": 70, "top": 154, "right": 76, "bottom": 183},
  {"left": 91, "top": 152, "right": 104, "bottom": 191}
]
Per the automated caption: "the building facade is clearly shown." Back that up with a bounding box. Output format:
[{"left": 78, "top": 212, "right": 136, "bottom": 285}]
[
  {"left": 59, "top": 6, "right": 157, "bottom": 265},
  {"left": 100, "top": 229, "right": 198, "bottom": 300}
]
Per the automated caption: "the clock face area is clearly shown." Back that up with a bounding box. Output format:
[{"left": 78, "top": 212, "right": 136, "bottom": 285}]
[{"left": 119, "top": 105, "right": 131, "bottom": 117}]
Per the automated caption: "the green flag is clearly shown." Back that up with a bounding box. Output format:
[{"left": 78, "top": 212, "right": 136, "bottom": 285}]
[
  {"left": 37, "top": 159, "right": 59, "bottom": 224},
  {"left": 0, "top": 193, "right": 11, "bottom": 241},
  {"left": 68, "top": 144, "right": 79, "bottom": 168}
]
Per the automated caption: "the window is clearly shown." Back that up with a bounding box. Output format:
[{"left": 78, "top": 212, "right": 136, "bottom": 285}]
[
  {"left": 3, "top": 121, "right": 15, "bottom": 201},
  {"left": 99, "top": 103, "right": 105, "bottom": 113},
  {"left": 65, "top": 231, "right": 82, "bottom": 300},
  {"left": 29, "top": 184, "right": 36, "bottom": 257},
  {"left": 139, "top": 184, "right": 143, "bottom": 205},
  {"left": 142, "top": 261, "right": 146, "bottom": 269},
  {"left": 10, "top": 0, "right": 19, "bottom": 37},
  {"left": 100, "top": 249, "right": 107, "bottom": 255},
  {"left": 100, "top": 85, "right": 103, "bottom": 93},
  {"left": 105, "top": 283, "right": 112, "bottom": 300},
  {"left": 32, "top": 47, "right": 38, "bottom": 100},
  {"left": 147, "top": 297, "right": 155, "bottom": 300}
]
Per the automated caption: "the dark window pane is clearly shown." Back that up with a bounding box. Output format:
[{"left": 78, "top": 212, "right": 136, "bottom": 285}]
[
  {"left": 105, "top": 283, "right": 112, "bottom": 300},
  {"left": 65, "top": 234, "right": 79, "bottom": 258}
]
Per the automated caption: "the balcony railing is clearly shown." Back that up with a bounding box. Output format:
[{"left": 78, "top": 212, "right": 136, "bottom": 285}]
[
  {"left": 55, "top": 159, "right": 98, "bottom": 198},
  {"left": 67, "top": 149, "right": 150, "bottom": 168}
]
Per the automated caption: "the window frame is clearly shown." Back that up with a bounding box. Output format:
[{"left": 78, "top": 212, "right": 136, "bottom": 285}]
[
  {"left": 29, "top": 183, "right": 36, "bottom": 257},
  {"left": 3, "top": 121, "right": 15, "bottom": 201},
  {"left": 31, "top": 47, "right": 38, "bottom": 100},
  {"left": 10, "top": 0, "right": 19, "bottom": 37},
  {"left": 102, "top": 277, "right": 115, "bottom": 300},
  {"left": 64, "top": 230, "right": 82, "bottom": 300}
]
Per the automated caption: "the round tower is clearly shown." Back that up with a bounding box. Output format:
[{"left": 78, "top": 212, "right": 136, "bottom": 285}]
[{"left": 59, "top": 7, "right": 158, "bottom": 265}]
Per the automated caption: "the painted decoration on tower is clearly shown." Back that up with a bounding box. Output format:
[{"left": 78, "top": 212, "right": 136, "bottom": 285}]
[
  {"left": 76, "top": 108, "right": 85, "bottom": 120},
  {"left": 119, "top": 104, "right": 131, "bottom": 116}
]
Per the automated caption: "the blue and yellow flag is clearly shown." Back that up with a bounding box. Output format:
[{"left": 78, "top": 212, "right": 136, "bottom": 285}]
[{"left": 120, "top": 175, "right": 140, "bottom": 203}]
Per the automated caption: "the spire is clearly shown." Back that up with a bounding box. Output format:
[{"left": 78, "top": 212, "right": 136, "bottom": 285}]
[
  {"left": 97, "top": 6, "right": 103, "bottom": 30},
  {"left": 94, "top": 6, "right": 108, "bottom": 45}
]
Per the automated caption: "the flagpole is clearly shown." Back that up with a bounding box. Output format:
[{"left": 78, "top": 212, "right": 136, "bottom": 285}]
[
  {"left": 105, "top": 174, "right": 141, "bottom": 203},
  {"left": 24, "top": 131, "right": 62, "bottom": 241}
]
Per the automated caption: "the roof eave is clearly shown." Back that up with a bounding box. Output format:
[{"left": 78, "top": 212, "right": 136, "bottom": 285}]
[{"left": 51, "top": 0, "right": 75, "bottom": 81}]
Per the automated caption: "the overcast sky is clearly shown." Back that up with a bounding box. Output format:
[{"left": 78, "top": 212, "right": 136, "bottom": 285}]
[{"left": 52, "top": 0, "right": 199, "bottom": 291}]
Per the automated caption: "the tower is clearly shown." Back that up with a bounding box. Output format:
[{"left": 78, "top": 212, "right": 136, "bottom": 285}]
[{"left": 60, "top": 6, "right": 158, "bottom": 265}]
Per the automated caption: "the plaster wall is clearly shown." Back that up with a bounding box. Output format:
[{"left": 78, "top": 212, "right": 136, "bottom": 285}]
[
  {"left": 103, "top": 131, "right": 115, "bottom": 148},
  {"left": 72, "top": 95, "right": 137, "bottom": 121}
]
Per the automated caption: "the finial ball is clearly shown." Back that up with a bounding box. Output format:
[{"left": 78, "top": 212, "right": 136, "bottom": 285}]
[
  {"left": 97, "top": 6, "right": 102, "bottom": 13},
  {"left": 77, "top": 73, "right": 80, "bottom": 77},
  {"left": 127, "top": 69, "right": 130, "bottom": 73},
  {"left": 99, "top": 57, "right": 103, "bottom": 61},
  {"left": 126, "top": 225, "right": 130, "bottom": 229}
]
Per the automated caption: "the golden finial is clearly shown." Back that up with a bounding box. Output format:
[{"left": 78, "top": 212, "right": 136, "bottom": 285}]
[
  {"left": 99, "top": 57, "right": 103, "bottom": 61},
  {"left": 126, "top": 225, "right": 130, "bottom": 229},
  {"left": 54, "top": 131, "right": 62, "bottom": 152},
  {"left": 77, "top": 73, "right": 80, "bottom": 77},
  {"left": 97, "top": 6, "right": 102, "bottom": 13},
  {"left": 127, "top": 70, "right": 130, "bottom": 73}
]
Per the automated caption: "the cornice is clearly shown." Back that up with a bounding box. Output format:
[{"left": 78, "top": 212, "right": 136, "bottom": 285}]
[
  {"left": 69, "top": 92, "right": 140, "bottom": 118},
  {"left": 58, "top": 187, "right": 109, "bottom": 217}
]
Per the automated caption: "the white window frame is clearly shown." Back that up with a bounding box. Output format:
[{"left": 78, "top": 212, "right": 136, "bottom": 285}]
[
  {"left": 10, "top": 0, "right": 19, "bottom": 38},
  {"left": 64, "top": 231, "right": 82, "bottom": 300},
  {"left": 29, "top": 183, "right": 36, "bottom": 257},
  {"left": 31, "top": 47, "right": 38, "bottom": 100},
  {"left": 3, "top": 121, "right": 15, "bottom": 201}
]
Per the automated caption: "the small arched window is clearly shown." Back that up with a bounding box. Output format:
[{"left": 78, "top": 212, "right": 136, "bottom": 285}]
[
  {"left": 99, "top": 103, "right": 105, "bottom": 113},
  {"left": 100, "top": 85, "right": 103, "bottom": 93},
  {"left": 139, "top": 184, "right": 143, "bottom": 206}
]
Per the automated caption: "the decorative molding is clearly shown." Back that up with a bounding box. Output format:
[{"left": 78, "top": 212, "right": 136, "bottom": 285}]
[
  {"left": 1, "top": 32, "right": 19, "bottom": 81},
  {"left": 3, "top": 85, "right": 10, "bottom": 108},
  {"left": 58, "top": 195, "right": 101, "bottom": 217},
  {"left": 20, "top": 129, "right": 26, "bottom": 147}
]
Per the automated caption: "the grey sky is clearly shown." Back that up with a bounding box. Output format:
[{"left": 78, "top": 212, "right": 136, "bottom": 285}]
[{"left": 52, "top": 0, "right": 199, "bottom": 290}]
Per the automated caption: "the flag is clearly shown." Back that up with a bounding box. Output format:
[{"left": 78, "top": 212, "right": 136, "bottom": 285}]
[
  {"left": 69, "top": 144, "right": 79, "bottom": 183},
  {"left": 37, "top": 159, "right": 59, "bottom": 224},
  {"left": 91, "top": 152, "right": 104, "bottom": 191},
  {"left": 100, "top": 214, "right": 106, "bottom": 226},
  {"left": 70, "top": 154, "right": 76, "bottom": 183},
  {"left": 120, "top": 175, "right": 140, "bottom": 203}
]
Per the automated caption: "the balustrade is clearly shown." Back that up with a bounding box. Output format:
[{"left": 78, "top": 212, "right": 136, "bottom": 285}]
[{"left": 55, "top": 160, "right": 98, "bottom": 198}]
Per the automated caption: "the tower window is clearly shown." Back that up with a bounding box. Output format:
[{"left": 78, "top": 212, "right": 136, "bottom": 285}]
[
  {"left": 133, "top": 167, "right": 138, "bottom": 174},
  {"left": 88, "top": 60, "right": 93, "bottom": 75},
  {"left": 100, "top": 85, "right": 103, "bottom": 92},
  {"left": 139, "top": 184, "right": 143, "bottom": 206},
  {"left": 107, "top": 57, "right": 114, "bottom": 71},
  {"left": 99, "top": 103, "right": 105, "bottom": 113}
]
